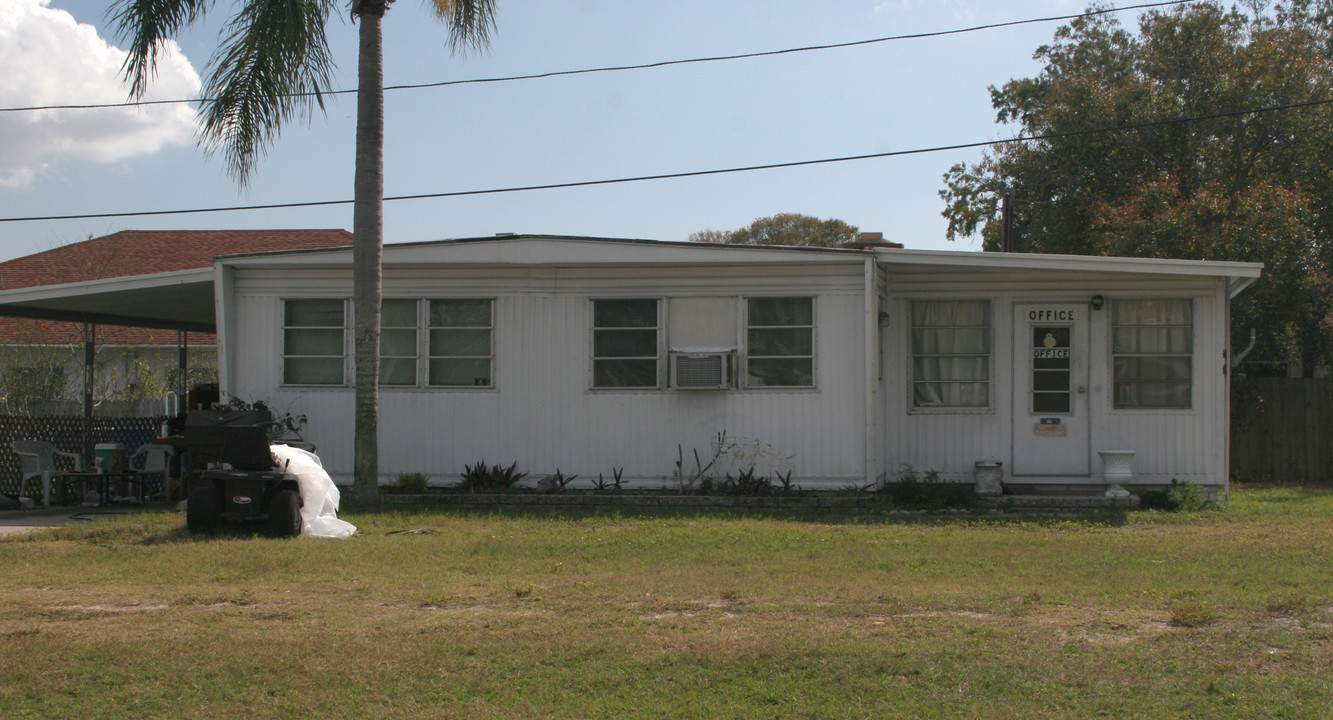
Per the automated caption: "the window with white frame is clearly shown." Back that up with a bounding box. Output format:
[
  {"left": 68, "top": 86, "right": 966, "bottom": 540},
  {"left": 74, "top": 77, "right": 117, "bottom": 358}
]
[
  {"left": 592, "top": 299, "right": 660, "bottom": 388},
  {"left": 1112, "top": 299, "right": 1192, "bottom": 409},
  {"left": 283, "top": 299, "right": 346, "bottom": 385},
  {"left": 428, "top": 299, "right": 494, "bottom": 387},
  {"left": 379, "top": 299, "right": 419, "bottom": 386},
  {"left": 745, "top": 297, "right": 814, "bottom": 387},
  {"left": 911, "top": 300, "right": 990, "bottom": 408}
]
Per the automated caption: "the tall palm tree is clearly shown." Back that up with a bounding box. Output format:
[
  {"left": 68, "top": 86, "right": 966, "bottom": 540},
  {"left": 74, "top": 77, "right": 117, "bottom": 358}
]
[{"left": 113, "top": 0, "right": 497, "bottom": 502}]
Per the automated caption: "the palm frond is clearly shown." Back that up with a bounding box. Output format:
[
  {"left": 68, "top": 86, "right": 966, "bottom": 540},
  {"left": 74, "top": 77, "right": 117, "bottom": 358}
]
[
  {"left": 198, "top": 0, "right": 340, "bottom": 185},
  {"left": 110, "top": 0, "right": 212, "bottom": 98},
  {"left": 427, "top": 0, "right": 498, "bottom": 56}
]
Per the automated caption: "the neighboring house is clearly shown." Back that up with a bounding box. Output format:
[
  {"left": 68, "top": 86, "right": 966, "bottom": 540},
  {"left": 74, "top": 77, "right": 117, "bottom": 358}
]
[
  {"left": 0, "top": 230, "right": 352, "bottom": 414},
  {"left": 0, "top": 233, "right": 1261, "bottom": 497}
]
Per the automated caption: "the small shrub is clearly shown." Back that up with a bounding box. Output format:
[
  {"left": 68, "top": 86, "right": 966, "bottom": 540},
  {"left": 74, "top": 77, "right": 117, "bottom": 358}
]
[
  {"left": 459, "top": 460, "right": 528, "bottom": 494},
  {"left": 394, "top": 472, "right": 429, "bottom": 494},
  {"left": 593, "top": 468, "right": 626, "bottom": 492},
  {"left": 720, "top": 467, "right": 773, "bottom": 496},
  {"left": 881, "top": 466, "right": 979, "bottom": 510},
  {"left": 1140, "top": 480, "right": 1215, "bottom": 512},
  {"left": 1166, "top": 480, "right": 1214, "bottom": 512}
]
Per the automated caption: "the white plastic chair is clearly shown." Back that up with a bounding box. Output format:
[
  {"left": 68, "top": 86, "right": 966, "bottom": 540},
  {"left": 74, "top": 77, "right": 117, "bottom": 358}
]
[
  {"left": 11, "top": 440, "right": 83, "bottom": 507},
  {"left": 130, "top": 443, "right": 175, "bottom": 501}
]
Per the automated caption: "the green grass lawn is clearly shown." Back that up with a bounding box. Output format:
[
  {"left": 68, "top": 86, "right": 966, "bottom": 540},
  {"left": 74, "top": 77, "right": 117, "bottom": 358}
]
[{"left": 2, "top": 486, "right": 1331, "bottom": 719}]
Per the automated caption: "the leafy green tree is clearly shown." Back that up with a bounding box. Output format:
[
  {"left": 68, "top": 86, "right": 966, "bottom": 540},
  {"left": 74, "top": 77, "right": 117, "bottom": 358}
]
[
  {"left": 689, "top": 213, "right": 860, "bottom": 248},
  {"left": 940, "top": 1, "right": 1333, "bottom": 371},
  {"left": 113, "top": 0, "right": 498, "bottom": 499}
]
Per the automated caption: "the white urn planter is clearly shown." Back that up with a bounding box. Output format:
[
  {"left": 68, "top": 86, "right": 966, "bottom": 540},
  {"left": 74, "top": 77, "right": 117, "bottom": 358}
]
[
  {"left": 974, "top": 461, "right": 1004, "bottom": 497},
  {"left": 1098, "top": 450, "right": 1136, "bottom": 498}
]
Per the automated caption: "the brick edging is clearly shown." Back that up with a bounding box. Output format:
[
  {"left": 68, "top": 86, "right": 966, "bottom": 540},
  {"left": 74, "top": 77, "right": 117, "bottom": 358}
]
[{"left": 378, "top": 493, "right": 873, "bottom": 509}]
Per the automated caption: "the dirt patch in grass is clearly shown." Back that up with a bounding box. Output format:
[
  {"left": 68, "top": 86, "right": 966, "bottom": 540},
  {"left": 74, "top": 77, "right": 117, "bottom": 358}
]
[{"left": 48, "top": 602, "right": 170, "bottom": 614}]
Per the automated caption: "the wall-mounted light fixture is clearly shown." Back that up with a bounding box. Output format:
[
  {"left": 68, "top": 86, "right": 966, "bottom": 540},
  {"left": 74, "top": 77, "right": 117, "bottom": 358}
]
[
  {"left": 1090, "top": 294, "right": 1105, "bottom": 311},
  {"left": 878, "top": 311, "right": 891, "bottom": 327}
]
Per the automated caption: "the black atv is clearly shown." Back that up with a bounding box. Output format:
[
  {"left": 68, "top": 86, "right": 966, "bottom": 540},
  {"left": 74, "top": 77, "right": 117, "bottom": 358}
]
[{"left": 184, "top": 423, "right": 304, "bottom": 538}]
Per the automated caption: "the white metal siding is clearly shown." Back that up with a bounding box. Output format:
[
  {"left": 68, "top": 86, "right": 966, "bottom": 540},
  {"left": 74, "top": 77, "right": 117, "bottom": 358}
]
[
  {"left": 881, "top": 275, "right": 1230, "bottom": 487},
  {"left": 228, "top": 263, "right": 868, "bottom": 486}
]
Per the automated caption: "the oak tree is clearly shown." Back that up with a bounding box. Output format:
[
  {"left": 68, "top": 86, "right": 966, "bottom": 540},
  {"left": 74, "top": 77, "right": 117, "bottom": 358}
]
[
  {"left": 689, "top": 213, "right": 860, "bottom": 248},
  {"left": 940, "top": 1, "right": 1333, "bottom": 371}
]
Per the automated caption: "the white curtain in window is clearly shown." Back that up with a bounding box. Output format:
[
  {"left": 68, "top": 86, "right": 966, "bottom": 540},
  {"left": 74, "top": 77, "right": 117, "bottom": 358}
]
[
  {"left": 912, "top": 300, "right": 989, "bottom": 407},
  {"left": 1112, "top": 299, "right": 1192, "bottom": 408}
]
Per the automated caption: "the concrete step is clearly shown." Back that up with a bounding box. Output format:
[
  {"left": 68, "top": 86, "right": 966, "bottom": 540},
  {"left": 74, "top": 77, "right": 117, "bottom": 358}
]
[{"left": 982, "top": 493, "right": 1138, "bottom": 509}]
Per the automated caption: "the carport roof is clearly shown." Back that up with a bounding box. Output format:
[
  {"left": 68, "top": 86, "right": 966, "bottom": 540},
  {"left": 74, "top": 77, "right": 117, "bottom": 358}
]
[
  {"left": 0, "top": 229, "right": 352, "bottom": 335},
  {"left": 0, "top": 267, "right": 217, "bottom": 333}
]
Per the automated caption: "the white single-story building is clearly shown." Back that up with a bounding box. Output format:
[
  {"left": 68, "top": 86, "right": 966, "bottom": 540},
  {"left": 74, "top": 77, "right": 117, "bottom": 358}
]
[{"left": 0, "top": 234, "right": 1261, "bottom": 496}]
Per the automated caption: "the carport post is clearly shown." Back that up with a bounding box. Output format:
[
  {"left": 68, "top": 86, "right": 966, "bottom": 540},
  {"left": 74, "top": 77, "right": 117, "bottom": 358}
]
[
  {"left": 82, "top": 321, "right": 95, "bottom": 465},
  {"left": 178, "top": 329, "right": 188, "bottom": 404}
]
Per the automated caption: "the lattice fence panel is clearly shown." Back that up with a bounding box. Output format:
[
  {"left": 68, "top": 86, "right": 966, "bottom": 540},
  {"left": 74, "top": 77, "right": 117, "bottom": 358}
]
[{"left": 1, "top": 416, "right": 166, "bottom": 498}]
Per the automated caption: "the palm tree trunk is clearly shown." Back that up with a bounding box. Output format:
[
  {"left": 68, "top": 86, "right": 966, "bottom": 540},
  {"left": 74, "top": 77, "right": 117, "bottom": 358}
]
[{"left": 351, "top": 5, "right": 385, "bottom": 504}]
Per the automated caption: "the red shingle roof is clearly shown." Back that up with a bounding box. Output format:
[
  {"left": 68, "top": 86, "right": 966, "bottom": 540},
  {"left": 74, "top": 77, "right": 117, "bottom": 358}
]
[{"left": 0, "top": 229, "right": 352, "bottom": 346}]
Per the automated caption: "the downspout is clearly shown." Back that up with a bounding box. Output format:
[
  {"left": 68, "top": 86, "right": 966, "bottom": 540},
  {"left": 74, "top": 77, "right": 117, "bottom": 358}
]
[
  {"left": 1223, "top": 272, "right": 1260, "bottom": 508},
  {"left": 1223, "top": 287, "right": 1232, "bottom": 507},
  {"left": 1230, "top": 328, "right": 1257, "bottom": 368}
]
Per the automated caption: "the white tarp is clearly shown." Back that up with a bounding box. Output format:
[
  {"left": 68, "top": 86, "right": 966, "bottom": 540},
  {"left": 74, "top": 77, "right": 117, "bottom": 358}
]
[{"left": 270, "top": 444, "right": 357, "bottom": 539}]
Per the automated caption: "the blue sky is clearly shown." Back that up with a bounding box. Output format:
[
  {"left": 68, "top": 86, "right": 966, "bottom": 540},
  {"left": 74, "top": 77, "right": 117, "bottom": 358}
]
[{"left": 0, "top": 0, "right": 1121, "bottom": 262}]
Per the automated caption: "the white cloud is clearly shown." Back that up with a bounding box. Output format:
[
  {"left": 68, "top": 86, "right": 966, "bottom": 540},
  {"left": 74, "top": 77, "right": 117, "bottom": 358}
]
[{"left": 0, "top": 0, "right": 201, "bottom": 187}]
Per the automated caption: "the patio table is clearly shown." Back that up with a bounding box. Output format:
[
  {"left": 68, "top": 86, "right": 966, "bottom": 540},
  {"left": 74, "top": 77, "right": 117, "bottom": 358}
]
[{"left": 61, "top": 471, "right": 149, "bottom": 506}]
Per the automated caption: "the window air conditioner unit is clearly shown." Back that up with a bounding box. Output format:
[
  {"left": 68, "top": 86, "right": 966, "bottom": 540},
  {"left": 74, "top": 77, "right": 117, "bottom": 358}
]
[{"left": 670, "top": 350, "right": 733, "bottom": 390}]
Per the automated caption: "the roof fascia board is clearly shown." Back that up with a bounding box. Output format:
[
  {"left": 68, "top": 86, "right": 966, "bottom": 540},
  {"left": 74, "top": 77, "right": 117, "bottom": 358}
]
[
  {"left": 874, "top": 248, "right": 1263, "bottom": 279},
  {"left": 218, "top": 236, "right": 867, "bottom": 268},
  {"left": 0, "top": 266, "right": 214, "bottom": 301}
]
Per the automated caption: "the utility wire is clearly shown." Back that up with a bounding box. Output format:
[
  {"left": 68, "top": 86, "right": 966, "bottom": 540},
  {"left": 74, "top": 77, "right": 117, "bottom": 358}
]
[
  {"left": 3, "top": 95, "right": 1328, "bottom": 224},
  {"left": 0, "top": 0, "right": 1198, "bottom": 115}
]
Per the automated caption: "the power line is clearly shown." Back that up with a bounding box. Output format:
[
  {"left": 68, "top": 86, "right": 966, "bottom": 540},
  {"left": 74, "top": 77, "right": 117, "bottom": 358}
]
[
  {"left": 0, "top": 0, "right": 1198, "bottom": 115},
  {"left": 4, "top": 95, "right": 1328, "bottom": 224}
]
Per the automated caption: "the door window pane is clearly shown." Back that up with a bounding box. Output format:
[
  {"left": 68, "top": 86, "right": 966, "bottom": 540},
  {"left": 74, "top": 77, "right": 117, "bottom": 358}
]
[{"left": 1029, "top": 325, "right": 1072, "bottom": 414}]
